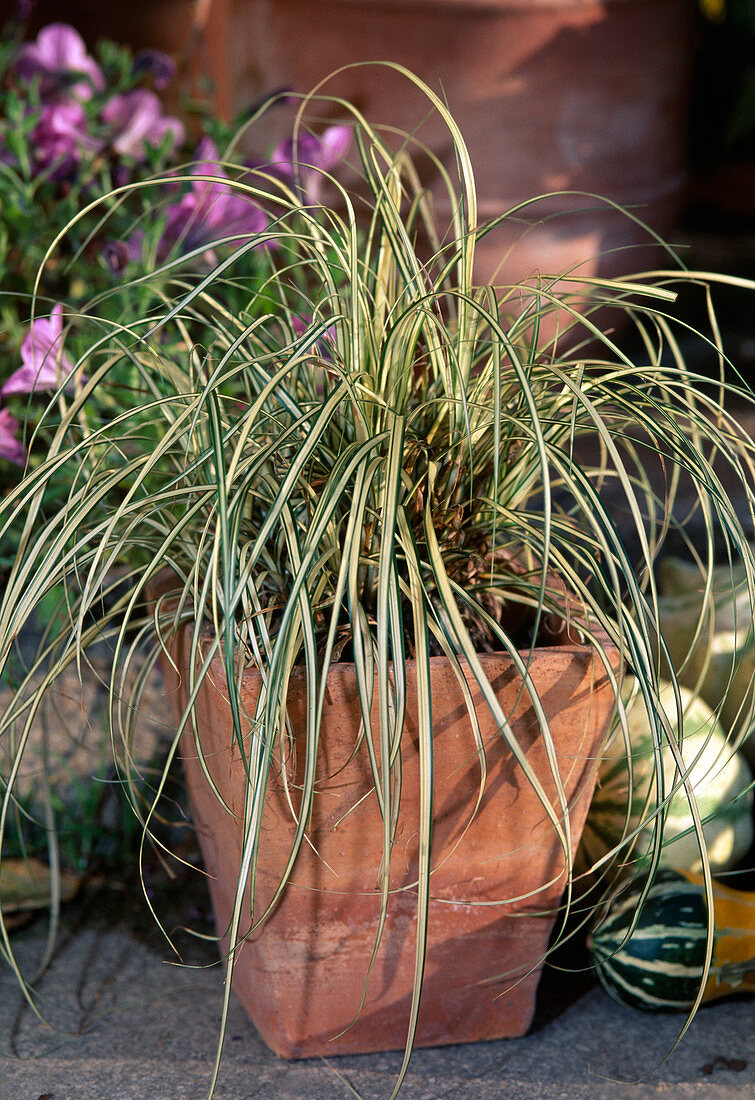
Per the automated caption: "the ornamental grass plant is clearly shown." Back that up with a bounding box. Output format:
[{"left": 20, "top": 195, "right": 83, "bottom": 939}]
[{"left": 2, "top": 60, "right": 755, "bottom": 1097}]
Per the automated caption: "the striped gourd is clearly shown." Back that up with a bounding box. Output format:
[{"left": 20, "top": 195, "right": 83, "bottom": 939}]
[
  {"left": 579, "top": 680, "right": 753, "bottom": 876},
  {"left": 589, "top": 868, "right": 755, "bottom": 1012}
]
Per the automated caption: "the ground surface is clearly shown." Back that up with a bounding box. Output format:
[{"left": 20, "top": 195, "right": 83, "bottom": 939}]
[{"left": 1, "top": 867, "right": 755, "bottom": 1100}]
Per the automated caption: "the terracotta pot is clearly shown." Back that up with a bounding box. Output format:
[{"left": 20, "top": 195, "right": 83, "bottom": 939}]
[
  {"left": 224, "top": 0, "right": 695, "bottom": 288},
  {"left": 163, "top": 627, "right": 620, "bottom": 1058},
  {"left": 12, "top": 1, "right": 695, "bottom": 284},
  {"left": 12, "top": 0, "right": 204, "bottom": 64}
]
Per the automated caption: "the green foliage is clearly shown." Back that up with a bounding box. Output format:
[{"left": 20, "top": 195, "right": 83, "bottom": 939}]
[{"left": 0, "top": 22, "right": 318, "bottom": 573}]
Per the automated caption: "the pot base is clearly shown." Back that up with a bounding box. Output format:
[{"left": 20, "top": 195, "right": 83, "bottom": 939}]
[{"left": 202, "top": 869, "right": 554, "bottom": 1057}]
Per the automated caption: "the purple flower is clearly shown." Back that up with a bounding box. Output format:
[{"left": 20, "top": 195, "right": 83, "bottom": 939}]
[
  {"left": 272, "top": 124, "right": 351, "bottom": 204},
  {"left": 157, "top": 138, "right": 267, "bottom": 260},
  {"left": 289, "top": 316, "right": 337, "bottom": 398},
  {"left": 2, "top": 304, "right": 80, "bottom": 397},
  {"left": 0, "top": 409, "right": 26, "bottom": 466},
  {"left": 132, "top": 49, "right": 177, "bottom": 91},
  {"left": 101, "top": 90, "right": 185, "bottom": 161},
  {"left": 14, "top": 23, "right": 105, "bottom": 102},
  {"left": 102, "top": 233, "right": 145, "bottom": 274},
  {"left": 31, "top": 101, "right": 99, "bottom": 177},
  {"left": 291, "top": 314, "right": 336, "bottom": 355}
]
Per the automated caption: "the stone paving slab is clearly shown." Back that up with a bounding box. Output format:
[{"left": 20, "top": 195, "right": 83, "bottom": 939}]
[{"left": 1, "top": 906, "right": 754, "bottom": 1100}]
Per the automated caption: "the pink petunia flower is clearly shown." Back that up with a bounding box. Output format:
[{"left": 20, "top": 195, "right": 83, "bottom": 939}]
[
  {"left": 14, "top": 23, "right": 105, "bottom": 102},
  {"left": 0, "top": 409, "right": 26, "bottom": 466},
  {"left": 271, "top": 124, "right": 351, "bottom": 204},
  {"left": 101, "top": 89, "right": 185, "bottom": 161},
  {"left": 157, "top": 138, "right": 268, "bottom": 261},
  {"left": 2, "top": 304, "right": 80, "bottom": 397},
  {"left": 31, "top": 101, "right": 99, "bottom": 177},
  {"left": 291, "top": 314, "right": 336, "bottom": 354}
]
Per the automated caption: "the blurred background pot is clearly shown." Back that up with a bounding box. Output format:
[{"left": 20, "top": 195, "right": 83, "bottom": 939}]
[
  {"left": 230, "top": 0, "right": 696, "bottom": 288},
  {"left": 17, "top": 0, "right": 696, "bottom": 287}
]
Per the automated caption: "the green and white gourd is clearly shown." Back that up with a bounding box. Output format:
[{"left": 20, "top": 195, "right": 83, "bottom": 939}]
[
  {"left": 580, "top": 679, "right": 753, "bottom": 875},
  {"left": 589, "top": 868, "right": 755, "bottom": 1012}
]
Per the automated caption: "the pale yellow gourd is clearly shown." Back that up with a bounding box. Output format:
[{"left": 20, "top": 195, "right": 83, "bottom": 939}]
[{"left": 580, "top": 679, "right": 753, "bottom": 874}]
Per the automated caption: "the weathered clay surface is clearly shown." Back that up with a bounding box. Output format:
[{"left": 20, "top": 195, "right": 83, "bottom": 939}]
[
  {"left": 165, "top": 635, "right": 619, "bottom": 1058},
  {"left": 237, "top": 0, "right": 693, "bottom": 289}
]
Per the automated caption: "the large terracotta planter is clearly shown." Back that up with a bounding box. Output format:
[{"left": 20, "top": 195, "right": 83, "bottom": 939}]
[
  {"left": 17, "top": 1, "right": 695, "bottom": 287},
  {"left": 225, "top": 0, "right": 694, "bottom": 288},
  {"left": 163, "top": 628, "right": 619, "bottom": 1058}
]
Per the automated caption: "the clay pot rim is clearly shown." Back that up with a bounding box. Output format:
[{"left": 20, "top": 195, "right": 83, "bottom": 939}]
[{"left": 191, "top": 624, "right": 619, "bottom": 681}]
